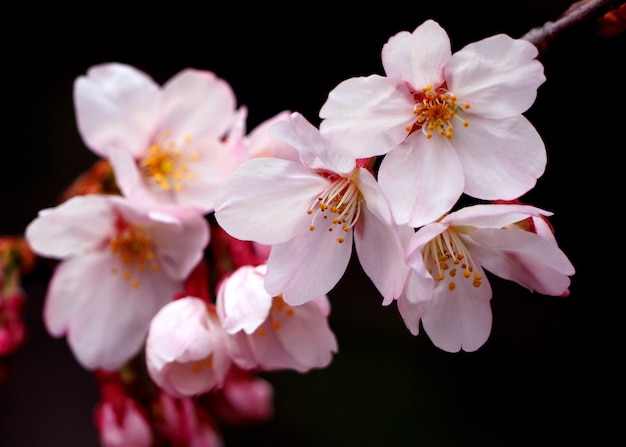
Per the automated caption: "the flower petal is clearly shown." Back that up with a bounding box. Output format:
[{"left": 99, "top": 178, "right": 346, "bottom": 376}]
[
  {"left": 74, "top": 63, "right": 161, "bottom": 157},
  {"left": 161, "top": 69, "right": 237, "bottom": 140},
  {"left": 25, "top": 195, "right": 115, "bottom": 259},
  {"left": 378, "top": 134, "right": 463, "bottom": 227},
  {"left": 319, "top": 75, "right": 413, "bottom": 158},
  {"left": 265, "top": 230, "right": 352, "bottom": 306},
  {"left": 421, "top": 264, "right": 493, "bottom": 353},
  {"left": 66, "top": 256, "right": 179, "bottom": 370},
  {"left": 454, "top": 115, "right": 546, "bottom": 200},
  {"left": 214, "top": 158, "right": 328, "bottom": 244},
  {"left": 446, "top": 34, "right": 545, "bottom": 118},
  {"left": 382, "top": 19, "right": 451, "bottom": 88},
  {"left": 463, "top": 228, "right": 575, "bottom": 296}
]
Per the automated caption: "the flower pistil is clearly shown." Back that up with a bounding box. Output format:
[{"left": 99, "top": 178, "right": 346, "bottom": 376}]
[
  {"left": 109, "top": 223, "right": 159, "bottom": 288},
  {"left": 407, "top": 85, "right": 470, "bottom": 139},
  {"left": 422, "top": 228, "right": 482, "bottom": 291},
  {"left": 307, "top": 173, "right": 363, "bottom": 244},
  {"left": 141, "top": 131, "right": 198, "bottom": 192}
]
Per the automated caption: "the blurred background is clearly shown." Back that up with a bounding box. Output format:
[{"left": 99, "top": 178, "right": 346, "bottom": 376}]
[{"left": 1, "top": 1, "right": 624, "bottom": 446}]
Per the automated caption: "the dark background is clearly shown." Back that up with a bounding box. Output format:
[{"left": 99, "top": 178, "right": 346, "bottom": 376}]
[{"left": 1, "top": 1, "right": 623, "bottom": 446}]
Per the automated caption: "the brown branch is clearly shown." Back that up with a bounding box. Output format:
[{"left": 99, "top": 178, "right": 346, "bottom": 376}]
[{"left": 521, "top": 0, "right": 622, "bottom": 52}]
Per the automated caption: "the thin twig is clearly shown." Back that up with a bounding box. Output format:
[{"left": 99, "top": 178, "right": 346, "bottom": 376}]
[{"left": 521, "top": 0, "right": 622, "bottom": 52}]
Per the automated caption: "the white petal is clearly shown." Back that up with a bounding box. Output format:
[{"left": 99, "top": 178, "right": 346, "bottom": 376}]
[
  {"left": 265, "top": 230, "right": 353, "bottom": 306},
  {"left": 73, "top": 62, "right": 161, "bottom": 157},
  {"left": 319, "top": 75, "right": 413, "bottom": 158},
  {"left": 421, "top": 265, "right": 493, "bottom": 353},
  {"left": 214, "top": 158, "right": 328, "bottom": 244},
  {"left": 67, "top": 256, "right": 179, "bottom": 370},
  {"left": 463, "top": 228, "right": 575, "bottom": 296},
  {"left": 270, "top": 112, "right": 355, "bottom": 174},
  {"left": 354, "top": 206, "right": 410, "bottom": 305},
  {"left": 446, "top": 34, "right": 545, "bottom": 118},
  {"left": 382, "top": 19, "right": 451, "bottom": 88},
  {"left": 26, "top": 195, "right": 115, "bottom": 259},
  {"left": 378, "top": 135, "right": 463, "bottom": 227},
  {"left": 218, "top": 265, "right": 272, "bottom": 334},
  {"left": 453, "top": 115, "right": 546, "bottom": 200},
  {"left": 161, "top": 68, "right": 237, "bottom": 140}
]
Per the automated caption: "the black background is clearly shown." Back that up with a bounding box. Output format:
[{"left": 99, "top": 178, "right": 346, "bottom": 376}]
[{"left": 1, "top": 1, "right": 624, "bottom": 446}]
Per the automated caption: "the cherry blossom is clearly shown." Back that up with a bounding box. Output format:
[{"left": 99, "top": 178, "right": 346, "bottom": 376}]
[
  {"left": 145, "top": 296, "right": 231, "bottom": 397},
  {"left": 74, "top": 62, "right": 243, "bottom": 213},
  {"left": 216, "top": 264, "right": 338, "bottom": 372},
  {"left": 397, "top": 203, "right": 575, "bottom": 352},
  {"left": 24, "top": 194, "right": 209, "bottom": 370},
  {"left": 214, "top": 112, "right": 409, "bottom": 306},
  {"left": 319, "top": 19, "right": 547, "bottom": 227}
]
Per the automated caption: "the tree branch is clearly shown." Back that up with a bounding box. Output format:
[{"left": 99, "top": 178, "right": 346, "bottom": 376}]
[{"left": 521, "top": 0, "right": 622, "bottom": 52}]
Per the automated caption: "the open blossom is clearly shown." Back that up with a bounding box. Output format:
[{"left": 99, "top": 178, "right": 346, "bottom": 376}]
[
  {"left": 25, "top": 194, "right": 209, "bottom": 370},
  {"left": 216, "top": 264, "right": 338, "bottom": 372},
  {"left": 319, "top": 19, "right": 547, "bottom": 227},
  {"left": 397, "top": 203, "right": 575, "bottom": 353},
  {"left": 74, "top": 62, "right": 242, "bottom": 212},
  {"left": 145, "top": 296, "right": 231, "bottom": 397},
  {"left": 214, "top": 111, "right": 409, "bottom": 306}
]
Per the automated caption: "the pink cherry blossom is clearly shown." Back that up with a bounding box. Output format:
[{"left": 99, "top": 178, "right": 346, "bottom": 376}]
[
  {"left": 214, "top": 112, "right": 409, "bottom": 306},
  {"left": 156, "top": 391, "right": 224, "bottom": 447},
  {"left": 145, "top": 296, "right": 231, "bottom": 397},
  {"left": 74, "top": 62, "right": 243, "bottom": 213},
  {"left": 397, "top": 203, "right": 575, "bottom": 353},
  {"left": 216, "top": 264, "right": 338, "bottom": 372},
  {"left": 25, "top": 194, "right": 209, "bottom": 370},
  {"left": 95, "top": 378, "right": 153, "bottom": 447},
  {"left": 206, "top": 365, "right": 274, "bottom": 425},
  {"left": 319, "top": 19, "right": 547, "bottom": 227}
]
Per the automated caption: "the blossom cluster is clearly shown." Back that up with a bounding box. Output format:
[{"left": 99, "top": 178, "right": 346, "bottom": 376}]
[{"left": 21, "top": 19, "right": 574, "bottom": 446}]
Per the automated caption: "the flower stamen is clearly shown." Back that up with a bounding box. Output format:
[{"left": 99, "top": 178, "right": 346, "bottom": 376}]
[
  {"left": 422, "top": 228, "right": 482, "bottom": 291},
  {"left": 109, "top": 223, "right": 159, "bottom": 288},
  {"left": 141, "top": 131, "right": 197, "bottom": 192},
  {"left": 407, "top": 85, "right": 470, "bottom": 139},
  {"left": 307, "top": 174, "right": 363, "bottom": 244}
]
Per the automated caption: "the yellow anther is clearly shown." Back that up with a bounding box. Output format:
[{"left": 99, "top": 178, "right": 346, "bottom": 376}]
[
  {"left": 272, "top": 321, "right": 281, "bottom": 330},
  {"left": 448, "top": 282, "right": 456, "bottom": 291},
  {"left": 336, "top": 237, "right": 344, "bottom": 243}
]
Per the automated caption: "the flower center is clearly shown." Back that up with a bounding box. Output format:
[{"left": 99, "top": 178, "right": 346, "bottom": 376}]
[
  {"left": 307, "top": 172, "right": 363, "bottom": 244},
  {"left": 406, "top": 85, "right": 470, "bottom": 139},
  {"left": 141, "top": 131, "right": 198, "bottom": 192},
  {"left": 256, "top": 295, "right": 295, "bottom": 336},
  {"left": 422, "top": 228, "right": 482, "bottom": 291},
  {"left": 109, "top": 224, "right": 159, "bottom": 288}
]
